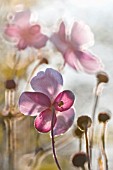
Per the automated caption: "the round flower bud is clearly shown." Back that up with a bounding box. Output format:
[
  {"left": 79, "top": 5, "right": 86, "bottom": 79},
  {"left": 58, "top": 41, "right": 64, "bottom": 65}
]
[
  {"left": 5, "top": 79, "right": 16, "bottom": 89},
  {"left": 77, "top": 115, "right": 92, "bottom": 131},
  {"left": 96, "top": 71, "right": 109, "bottom": 84},
  {"left": 73, "top": 126, "right": 84, "bottom": 138},
  {"left": 72, "top": 152, "right": 88, "bottom": 168},
  {"left": 98, "top": 112, "right": 111, "bottom": 123}
]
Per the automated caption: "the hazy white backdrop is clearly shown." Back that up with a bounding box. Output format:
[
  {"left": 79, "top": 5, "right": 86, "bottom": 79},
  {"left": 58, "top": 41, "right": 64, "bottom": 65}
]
[{"left": 0, "top": 0, "right": 113, "bottom": 169}]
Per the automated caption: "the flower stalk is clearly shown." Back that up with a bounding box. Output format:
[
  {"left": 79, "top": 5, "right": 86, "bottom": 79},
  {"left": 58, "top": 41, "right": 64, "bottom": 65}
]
[
  {"left": 90, "top": 71, "right": 109, "bottom": 163},
  {"left": 51, "top": 108, "right": 62, "bottom": 170},
  {"left": 85, "top": 129, "right": 91, "bottom": 170},
  {"left": 101, "top": 123, "right": 108, "bottom": 170}
]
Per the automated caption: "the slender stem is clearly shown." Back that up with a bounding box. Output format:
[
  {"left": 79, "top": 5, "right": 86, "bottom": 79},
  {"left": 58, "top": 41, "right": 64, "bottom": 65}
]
[
  {"left": 92, "top": 94, "right": 99, "bottom": 122},
  {"left": 82, "top": 165, "right": 86, "bottom": 170},
  {"left": 4, "top": 118, "right": 14, "bottom": 170},
  {"left": 101, "top": 123, "right": 108, "bottom": 170},
  {"left": 12, "top": 54, "right": 20, "bottom": 78},
  {"left": 85, "top": 129, "right": 91, "bottom": 170},
  {"left": 51, "top": 108, "right": 62, "bottom": 170},
  {"left": 79, "top": 138, "right": 82, "bottom": 151},
  {"left": 90, "top": 85, "right": 99, "bottom": 162},
  {"left": 26, "top": 57, "right": 48, "bottom": 85},
  {"left": 36, "top": 135, "right": 75, "bottom": 169}
]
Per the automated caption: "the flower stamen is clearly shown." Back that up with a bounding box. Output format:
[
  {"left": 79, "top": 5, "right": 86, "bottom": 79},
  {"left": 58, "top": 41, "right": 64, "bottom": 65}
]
[{"left": 58, "top": 101, "right": 64, "bottom": 107}]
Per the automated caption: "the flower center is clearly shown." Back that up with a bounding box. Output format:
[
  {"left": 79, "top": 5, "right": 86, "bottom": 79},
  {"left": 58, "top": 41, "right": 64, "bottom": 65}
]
[{"left": 58, "top": 101, "right": 64, "bottom": 107}]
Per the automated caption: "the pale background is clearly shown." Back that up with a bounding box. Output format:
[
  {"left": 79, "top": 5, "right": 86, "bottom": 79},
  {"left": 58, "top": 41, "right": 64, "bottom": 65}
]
[{"left": 0, "top": 0, "right": 113, "bottom": 170}]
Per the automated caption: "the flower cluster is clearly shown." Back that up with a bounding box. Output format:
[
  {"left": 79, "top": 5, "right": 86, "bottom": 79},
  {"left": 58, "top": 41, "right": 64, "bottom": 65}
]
[{"left": 4, "top": 9, "right": 103, "bottom": 74}]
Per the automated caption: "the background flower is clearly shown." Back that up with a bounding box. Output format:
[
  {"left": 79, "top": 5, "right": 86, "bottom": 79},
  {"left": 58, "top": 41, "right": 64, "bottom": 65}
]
[
  {"left": 4, "top": 9, "right": 48, "bottom": 50},
  {"left": 50, "top": 21, "right": 103, "bottom": 74}
]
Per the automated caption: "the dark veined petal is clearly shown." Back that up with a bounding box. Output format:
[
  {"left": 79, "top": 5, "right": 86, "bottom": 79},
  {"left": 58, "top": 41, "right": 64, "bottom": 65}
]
[
  {"left": 31, "top": 68, "right": 63, "bottom": 100},
  {"left": 19, "top": 92, "right": 51, "bottom": 116},
  {"left": 53, "top": 108, "right": 75, "bottom": 136},
  {"left": 53, "top": 90, "right": 75, "bottom": 112},
  {"left": 34, "top": 109, "right": 57, "bottom": 133}
]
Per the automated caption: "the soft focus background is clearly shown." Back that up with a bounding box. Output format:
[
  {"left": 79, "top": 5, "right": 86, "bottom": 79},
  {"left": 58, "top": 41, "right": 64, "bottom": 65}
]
[{"left": 0, "top": 0, "right": 113, "bottom": 170}]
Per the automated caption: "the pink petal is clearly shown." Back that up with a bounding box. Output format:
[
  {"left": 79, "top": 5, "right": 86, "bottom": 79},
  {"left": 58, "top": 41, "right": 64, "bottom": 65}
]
[
  {"left": 58, "top": 21, "right": 66, "bottom": 41},
  {"left": 50, "top": 22, "right": 68, "bottom": 54},
  {"left": 53, "top": 90, "right": 75, "bottom": 112},
  {"left": 13, "top": 9, "right": 31, "bottom": 28},
  {"left": 5, "top": 25, "right": 20, "bottom": 37},
  {"left": 31, "top": 68, "right": 63, "bottom": 100},
  {"left": 19, "top": 92, "right": 51, "bottom": 116},
  {"left": 30, "top": 25, "right": 40, "bottom": 34},
  {"left": 31, "top": 33, "right": 48, "bottom": 49},
  {"left": 71, "top": 21, "right": 94, "bottom": 49},
  {"left": 64, "top": 49, "right": 81, "bottom": 70},
  {"left": 53, "top": 108, "right": 75, "bottom": 136},
  {"left": 4, "top": 25, "right": 20, "bottom": 44},
  {"left": 17, "top": 39, "right": 27, "bottom": 50},
  {"left": 77, "top": 51, "right": 103, "bottom": 74},
  {"left": 34, "top": 109, "right": 57, "bottom": 133}
]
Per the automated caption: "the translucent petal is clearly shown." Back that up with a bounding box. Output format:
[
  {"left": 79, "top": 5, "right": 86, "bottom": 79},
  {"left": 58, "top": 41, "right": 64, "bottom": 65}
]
[
  {"left": 54, "top": 90, "right": 75, "bottom": 112},
  {"left": 50, "top": 22, "right": 68, "bottom": 54},
  {"left": 53, "top": 108, "right": 75, "bottom": 136},
  {"left": 71, "top": 21, "right": 94, "bottom": 49},
  {"left": 64, "top": 49, "right": 81, "bottom": 70},
  {"left": 13, "top": 9, "right": 31, "bottom": 28},
  {"left": 5, "top": 25, "right": 20, "bottom": 38},
  {"left": 31, "top": 68, "right": 63, "bottom": 100},
  {"left": 17, "top": 39, "right": 27, "bottom": 50},
  {"left": 77, "top": 51, "right": 104, "bottom": 74},
  {"left": 34, "top": 109, "right": 57, "bottom": 133},
  {"left": 30, "top": 25, "right": 40, "bottom": 34},
  {"left": 19, "top": 92, "right": 51, "bottom": 116},
  {"left": 31, "top": 33, "right": 48, "bottom": 49},
  {"left": 58, "top": 21, "right": 66, "bottom": 41}
]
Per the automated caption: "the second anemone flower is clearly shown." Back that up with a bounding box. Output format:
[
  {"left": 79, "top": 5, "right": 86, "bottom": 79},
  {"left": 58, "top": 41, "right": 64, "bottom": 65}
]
[
  {"left": 50, "top": 21, "right": 103, "bottom": 74},
  {"left": 19, "top": 68, "right": 75, "bottom": 136},
  {"left": 4, "top": 9, "right": 48, "bottom": 50}
]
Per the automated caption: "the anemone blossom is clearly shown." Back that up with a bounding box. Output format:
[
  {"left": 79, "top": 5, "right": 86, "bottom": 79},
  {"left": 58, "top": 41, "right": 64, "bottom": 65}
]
[
  {"left": 50, "top": 21, "right": 103, "bottom": 74},
  {"left": 4, "top": 9, "right": 48, "bottom": 50},
  {"left": 19, "top": 68, "right": 75, "bottom": 136}
]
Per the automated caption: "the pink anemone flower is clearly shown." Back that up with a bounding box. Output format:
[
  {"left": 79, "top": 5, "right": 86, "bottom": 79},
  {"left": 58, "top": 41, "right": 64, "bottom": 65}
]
[
  {"left": 19, "top": 68, "right": 75, "bottom": 136},
  {"left": 4, "top": 9, "right": 48, "bottom": 50},
  {"left": 50, "top": 21, "right": 103, "bottom": 74}
]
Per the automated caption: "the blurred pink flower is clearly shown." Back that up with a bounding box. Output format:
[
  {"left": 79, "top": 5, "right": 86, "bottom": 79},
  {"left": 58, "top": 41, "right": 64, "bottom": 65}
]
[
  {"left": 19, "top": 68, "right": 75, "bottom": 136},
  {"left": 50, "top": 21, "right": 103, "bottom": 74},
  {"left": 4, "top": 9, "right": 48, "bottom": 50}
]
